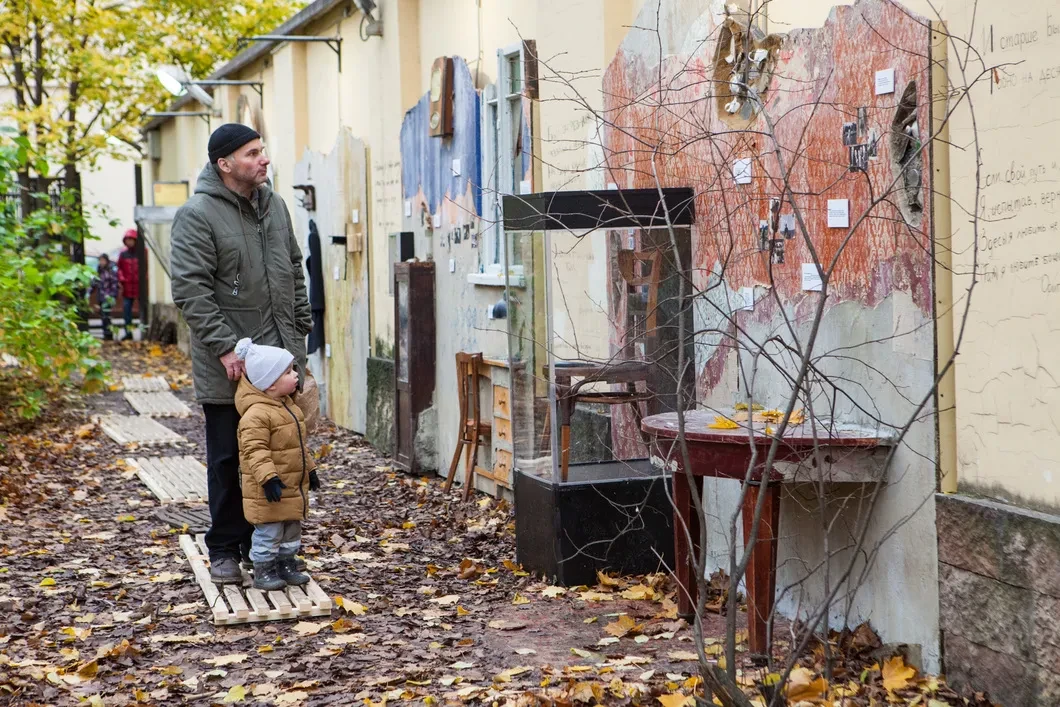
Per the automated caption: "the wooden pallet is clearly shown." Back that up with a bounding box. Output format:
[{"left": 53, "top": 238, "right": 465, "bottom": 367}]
[
  {"left": 122, "top": 375, "right": 170, "bottom": 392},
  {"left": 156, "top": 505, "right": 211, "bottom": 533},
  {"left": 126, "top": 456, "right": 207, "bottom": 502},
  {"left": 179, "top": 534, "right": 332, "bottom": 625},
  {"left": 124, "top": 391, "right": 193, "bottom": 418},
  {"left": 99, "top": 415, "right": 186, "bottom": 446}
]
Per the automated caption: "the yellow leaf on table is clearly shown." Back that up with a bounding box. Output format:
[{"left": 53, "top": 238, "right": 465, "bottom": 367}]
[
  {"left": 542, "top": 585, "right": 566, "bottom": 598},
  {"left": 785, "top": 666, "right": 828, "bottom": 702},
  {"left": 882, "top": 655, "right": 917, "bottom": 691},
  {"left": 223, "top": 684, "right": 246, "bottom": 703},
  {"left": 39, "top": 578, "right": 56, "bottom": 587},
  {"left": 604, "top": 614, "right": 641, "bottom": 637},
  {"left": 512, "top": 593, "right": 531, "bottom": 605},
  {"left": 204, "top": 654, "right": 247, "bottom": 667},
  {"left": 657, "top": 693, "right": 695, "bottom": 707},
  {"left": 597, "top": 571, "right": 622, "bottom": 588},
  {"left": 707, "top": 416, "right": 739, "bottom": 430}
]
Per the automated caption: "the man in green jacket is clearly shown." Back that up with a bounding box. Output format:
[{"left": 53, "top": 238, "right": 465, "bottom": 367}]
[{"left": 171, "top": 123, "right": 313, "bottom": 583}]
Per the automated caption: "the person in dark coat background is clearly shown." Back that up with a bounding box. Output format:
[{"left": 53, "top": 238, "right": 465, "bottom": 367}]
[
  {"left": 305, "top": 220, "right": 325, "bottom": 355},
  {"left": 117, "top": 228, "right": 140, "bottom": 341}
]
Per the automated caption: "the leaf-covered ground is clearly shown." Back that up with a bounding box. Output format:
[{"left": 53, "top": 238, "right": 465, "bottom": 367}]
[{"left": 0, "top": 343, "right": 997, "bottom": 706}]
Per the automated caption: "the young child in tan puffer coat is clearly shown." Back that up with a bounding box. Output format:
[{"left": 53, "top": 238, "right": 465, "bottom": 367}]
[{"left": 233, "top": 337, "right": 320, "bottom": 590}]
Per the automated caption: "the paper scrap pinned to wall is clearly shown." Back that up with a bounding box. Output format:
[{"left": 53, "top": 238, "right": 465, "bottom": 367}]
[
  {"left": 733, "top": 158, "right": 752, "bottom": 184},
  {"left": 801, "top": 264, "right": 823, "bottom": 292},
  {"left": 738, "top": 286, "right": 754, "bottom": 311},
  {"left": 827, "top": 199, "right": 849, "bottom": 228},
  {"left": 404, "top": 200, "right": 412, "bottom": 217},
  {"left": 875, "top": 68, "right": 895, "bottom": 95}
]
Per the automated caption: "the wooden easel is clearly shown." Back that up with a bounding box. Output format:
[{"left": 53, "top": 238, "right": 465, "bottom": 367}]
[{"left": 444, "top": 352, "right": 492, "bottom": 500}]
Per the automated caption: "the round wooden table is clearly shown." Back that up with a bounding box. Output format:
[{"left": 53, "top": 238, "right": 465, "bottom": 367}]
[{"left": 641, "top": 410, "right": 892, "bottom": 654}]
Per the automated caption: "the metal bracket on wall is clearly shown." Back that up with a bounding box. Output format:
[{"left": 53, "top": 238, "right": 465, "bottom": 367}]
[
  {"left": 237, "top": 36, "right": 343, "bottom": 72},
  {"left": 145, "top": 111, "right": 214, "bottom": 130},
  {"left": 189, "top": 80, "right": 265, "bottom": 108}
]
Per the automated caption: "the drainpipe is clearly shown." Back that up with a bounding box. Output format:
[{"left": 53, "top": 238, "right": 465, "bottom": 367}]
[{"left": 931, "top": 22, "right": 957, "bottom": 494}]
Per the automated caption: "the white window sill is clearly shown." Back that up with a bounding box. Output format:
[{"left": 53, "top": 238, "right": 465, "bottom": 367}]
[
  {"left": 467, "top": 273, "right": 526, "bottom": 288},
  {"left": 467, "top": 267, "right": 525, "bottom": 288}
]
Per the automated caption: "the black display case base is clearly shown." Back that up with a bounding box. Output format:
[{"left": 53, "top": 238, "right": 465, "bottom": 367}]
[{"left": 514, "top": 460, "right": 674, "bottom": 586}]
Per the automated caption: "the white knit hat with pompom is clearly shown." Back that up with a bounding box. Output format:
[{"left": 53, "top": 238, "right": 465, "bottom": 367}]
[{"left": 234, "top": 337, "right": 294, "bottom": 391}]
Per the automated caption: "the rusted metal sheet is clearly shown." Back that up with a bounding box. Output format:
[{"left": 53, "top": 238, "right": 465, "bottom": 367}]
[{"left": 603, "top": 0, "right": 933, "bottom": 420}]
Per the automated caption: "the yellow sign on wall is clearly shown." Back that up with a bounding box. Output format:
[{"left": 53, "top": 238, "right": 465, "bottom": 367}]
[{"left": 153, "top": 182, "right": 188, "bottom": 207}]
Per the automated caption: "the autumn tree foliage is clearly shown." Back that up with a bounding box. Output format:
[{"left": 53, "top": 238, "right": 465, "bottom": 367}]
[{"left": 0, "top": 0, "right": 304, "bottom": 221}]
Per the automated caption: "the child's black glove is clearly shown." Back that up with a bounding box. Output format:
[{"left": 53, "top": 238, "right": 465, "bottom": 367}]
[
  {"left": 263, "top": 477, "right": 286, "bottom": 503},
  {"left": 309, "top": 470, "right": 320, "bottom": 491}
]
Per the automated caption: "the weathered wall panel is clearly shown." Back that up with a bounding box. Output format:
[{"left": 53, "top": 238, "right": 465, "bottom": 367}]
[
  {"left": 292, "top": 130, "right": 370, "bottom": 434},
  {"left": 602, "top": 0, "right": 940, "bottom": 669}
]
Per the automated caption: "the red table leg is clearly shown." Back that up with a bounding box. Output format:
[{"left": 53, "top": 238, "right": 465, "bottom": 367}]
[
  {"left": 672, "top": 469, "right": 698, "bottom": 617},
  {"left": 742, "top": 479, "right": 780, "bottom": 655}
]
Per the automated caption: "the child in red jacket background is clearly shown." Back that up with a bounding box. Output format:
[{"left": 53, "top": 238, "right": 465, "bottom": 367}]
[{"left": 117, "top": 228, "right": 140, "bottom": 341}]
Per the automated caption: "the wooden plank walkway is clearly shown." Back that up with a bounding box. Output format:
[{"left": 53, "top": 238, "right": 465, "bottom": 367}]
[
  {"left": 123, "top": 391, "right": 192, "bottom": 417},
  {"left": 98, "top": 415, "right": 185, "bottom": 446},
  {"left": 126, "top": 456, "right": 207, "bottom": 502},
  {"left": 179, "top": 534, "right": 332, "bottom": 625},
  {"left": 121, "top": 375, "right": 170, "bottom": 392}
]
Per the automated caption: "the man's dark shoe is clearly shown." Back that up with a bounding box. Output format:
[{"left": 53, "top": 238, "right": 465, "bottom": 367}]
[
  {"left": 277, "top": 555, "right": 311, "bottom": 586},
  {"left": 252, "top": 561, "right": 286, "bottom": 591},
  {"left": 209, "top": 556, "right": 243, "bottom": 584},
  {"left": 240, "top": 544, "right": 252, "bottom": 571}
]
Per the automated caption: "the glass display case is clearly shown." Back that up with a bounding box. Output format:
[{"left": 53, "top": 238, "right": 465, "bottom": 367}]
[{"left": 501, "top": 188, "right": 696, "bottom": 584}]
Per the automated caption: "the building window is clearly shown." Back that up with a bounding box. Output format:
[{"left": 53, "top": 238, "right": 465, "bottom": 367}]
[{"left": 477, "top": 41, "right": 537, "bottom": 282}]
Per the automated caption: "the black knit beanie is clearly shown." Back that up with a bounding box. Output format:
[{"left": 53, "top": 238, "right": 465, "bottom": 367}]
[{"left": 208, "top": 123, "right": 261, "bottom": 164}]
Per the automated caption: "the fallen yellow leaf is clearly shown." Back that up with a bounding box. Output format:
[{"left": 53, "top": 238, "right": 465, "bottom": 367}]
[
  {"left": 604, "top": 614, "right": 641, "bottom": 637},
  {"left": 39, "top": 578, "right": 56, "bottom": 587},
  {"left": 223, "top": 684, "right": 246, "bottom": 703},
  {"left": 657, "top": 693, "right": 695, "bottom": 707},
  {"left": 785, "top": 666, "right": 827, "bottom": 702},
  {"left": 512, "top": 593, "right": 530, "bottom": 605},
  {"left": 882, "top": 655, "right": 917, "bottom": 691}
]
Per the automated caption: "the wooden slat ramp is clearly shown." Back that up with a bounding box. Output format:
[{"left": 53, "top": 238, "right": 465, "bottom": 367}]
[
  {"left": 126, "top": 456, "right": 207, "bottom": 502},
  {"left": 124, "top": 391, "right": 192, "bottom": 418},
  {"left": 99, "top": 415, "right": 185, "bottom": 446},
  {"left": 122, "top": 375, "right": 170, "bottom": 392},
  {"left": 179, "top": 534, "right": 332, "bottom": 625}
]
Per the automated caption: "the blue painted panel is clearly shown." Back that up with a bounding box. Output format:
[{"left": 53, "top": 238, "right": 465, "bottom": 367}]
[{"left": 400, "top": 58, "right": 482, "bottom": 217}]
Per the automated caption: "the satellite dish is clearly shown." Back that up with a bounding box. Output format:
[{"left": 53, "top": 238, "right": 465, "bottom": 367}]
[{"left": 155, "top": 68, "right": 186, "bottom": 97}]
